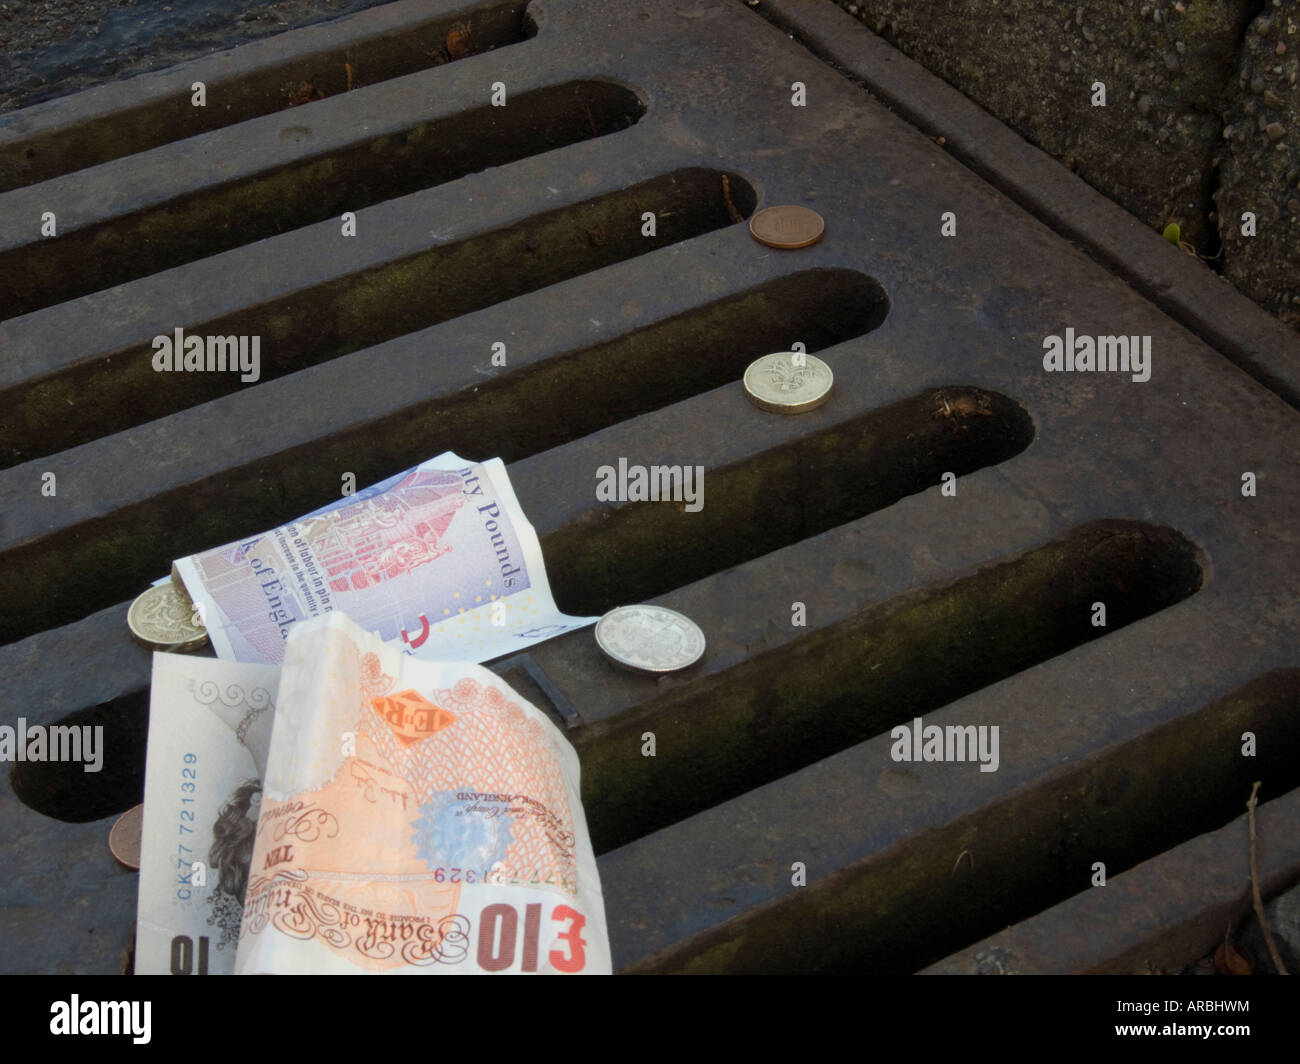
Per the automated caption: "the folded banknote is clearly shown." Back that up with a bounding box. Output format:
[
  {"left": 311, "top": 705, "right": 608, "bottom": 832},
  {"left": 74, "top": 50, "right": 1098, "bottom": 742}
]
[
  {"left": 135, "top": 653, "right": 279, "bottom": 974},
  {"left": 174, "top": 452, "right": 594, "bottom": 665},
  {"left": 136, "top": 612, "right": 611, "bottom": 975}
]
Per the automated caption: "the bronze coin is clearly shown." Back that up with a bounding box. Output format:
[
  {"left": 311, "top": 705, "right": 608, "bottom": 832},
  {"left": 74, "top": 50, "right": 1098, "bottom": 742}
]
[
  {"left": 748, "top": 205, "right": 825, "bottom": 249},
  {"left": 109, "top": 804, "right": 145, "bottom": 870}
]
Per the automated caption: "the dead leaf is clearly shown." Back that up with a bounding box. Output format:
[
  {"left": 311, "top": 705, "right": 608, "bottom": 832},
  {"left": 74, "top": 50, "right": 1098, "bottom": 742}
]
[
  {"left": 285, "top": 79, "right": 324, "bottom": 107},
  {"left": 445, "top": 21, "right": 475, "bottom": 60},
  {"left": 721, "top": 174, "right": 744, "bottom": 224},
  {"left": 1213, "top": 935, "right": 1252, "bottom": 975}
]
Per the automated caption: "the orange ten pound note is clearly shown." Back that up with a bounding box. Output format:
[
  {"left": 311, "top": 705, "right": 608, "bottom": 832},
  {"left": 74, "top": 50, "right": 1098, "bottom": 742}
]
[{"left": 234, "top": 611, "right": 610, "bottom": 974}]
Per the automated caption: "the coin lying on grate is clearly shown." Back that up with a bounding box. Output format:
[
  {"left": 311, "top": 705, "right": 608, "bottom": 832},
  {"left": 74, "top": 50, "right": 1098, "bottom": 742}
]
[
  {"left": 595, "top": 605, "right": 706, "bottom": 674},
  {"left": 748, "top": 204, "right": 825, "bottom": 248},
  {"left": 109, "top": 804, "right": 144, "bottom": 870},
  {"left": 127, "top": 581, "right": 208, "bottom": 652},
  {"left": 743, "top": 352, "right": 834, "bottom": 413}
]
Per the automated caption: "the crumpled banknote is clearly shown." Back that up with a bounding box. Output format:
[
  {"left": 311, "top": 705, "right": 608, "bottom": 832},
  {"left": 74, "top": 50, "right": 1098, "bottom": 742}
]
[{"left": 135, "top": 610, "right": 610, "bottom": 974}]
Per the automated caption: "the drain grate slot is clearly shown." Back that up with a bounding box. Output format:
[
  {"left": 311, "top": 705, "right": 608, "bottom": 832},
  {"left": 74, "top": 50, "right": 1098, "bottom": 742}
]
[
  {"left": 548, "top": 387, "right": 1034, "bottom": 618},
  {"left": 7, "top": 517, "right": 1212, "bottom": 837},
  {"left": 0, "top": 1, "right": 535, "bottom": 193},
  {"left": 1, "top": 166, "right": 751, "bottom": 466},
  {"left": 8, "top": 695, "right": 148, "bottom": 824},
  {"left": 625, "top": 669, "right": 1300, "bottom": 975},
  {"left": 456, "top": 268, "right": 888, "bottom": 459},
  {"left": 0, "top": 79, "right": 645, "bottom": 320},
  {"left": 576, "top": 518, "right": 1205, "bottom": 852},
  {"left": 893, "top": 670, "right": 1300, "bottom": 973}
]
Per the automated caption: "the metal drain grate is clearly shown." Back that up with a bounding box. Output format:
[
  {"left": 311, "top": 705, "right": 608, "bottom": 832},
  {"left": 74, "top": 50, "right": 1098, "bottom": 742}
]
[{"left": 1, "top": 0, "right": 1298, "bottom": 976}]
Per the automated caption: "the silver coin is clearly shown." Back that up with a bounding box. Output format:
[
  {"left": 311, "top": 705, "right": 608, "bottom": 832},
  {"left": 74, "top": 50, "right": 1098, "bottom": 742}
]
[
  {"left": 595, "top": 605, "right": 706, "bottom": 674},
  {"left": 743, "top": 352, "right": 833, "bottom": 413}
]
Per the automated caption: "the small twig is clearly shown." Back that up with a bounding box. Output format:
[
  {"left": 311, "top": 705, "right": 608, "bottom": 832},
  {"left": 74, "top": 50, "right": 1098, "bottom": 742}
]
[
  {"left": 345, "top": 61, "right": 354, "bottom": 93},
  {"left": 1247, "top": 781, "right": 1289, "bottom": 975},
  {"left": 721, "top": 175, "right": 744, "bottom": 224},
  {"left": 951, "top": 849, "right": 974, "bottom": 876}
]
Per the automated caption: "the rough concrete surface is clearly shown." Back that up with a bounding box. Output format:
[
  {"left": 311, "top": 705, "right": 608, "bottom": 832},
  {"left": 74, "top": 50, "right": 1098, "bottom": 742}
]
[
  {"left": 1217, "top": 5, "right": 1300, "bottom": 326},
  {"left": 0, "top": 0, "right": 391, "bottom": 112},
  {"left": 836, "top": 0, "right": 1299, "bottom": 329}
]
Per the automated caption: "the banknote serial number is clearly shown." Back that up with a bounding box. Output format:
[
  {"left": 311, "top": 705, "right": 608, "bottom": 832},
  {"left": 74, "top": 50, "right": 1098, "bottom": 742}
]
[
  {"left": 433, "top": 866, "right": 574, "bottom": 890},
  {"left": 175, "top": 752, "right": 198, "bottom": 901}
]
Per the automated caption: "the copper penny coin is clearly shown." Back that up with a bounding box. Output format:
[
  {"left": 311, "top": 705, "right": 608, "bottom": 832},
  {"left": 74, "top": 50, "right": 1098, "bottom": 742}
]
[
  {"left": 110, "top": 804, "right": 145, "bottom": 870},
  {"left": 748, "top": 205, "right": 825, "bottom": 249}
]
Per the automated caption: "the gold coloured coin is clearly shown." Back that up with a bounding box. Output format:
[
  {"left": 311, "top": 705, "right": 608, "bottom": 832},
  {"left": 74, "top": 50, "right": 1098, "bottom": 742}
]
[
  {"left": 748, "top": 205, "right": 825, "bottom": 249},
  {"left": 743, "top": 352, "right": 834, "bottom": 413},
  {"left": 109, "top": 804, "right": 144, "bottom": 870},
  {"left": 127, "top": 581, "right": 208, "bottom": 651}
]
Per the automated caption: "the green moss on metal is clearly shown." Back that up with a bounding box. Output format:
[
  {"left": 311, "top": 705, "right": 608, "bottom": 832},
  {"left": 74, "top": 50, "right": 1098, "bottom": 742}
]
[
  {"left": 637, "top": 670, "right": 1297, "bottom": 973},
  {"left": 574, "top": 519, "right": 1201, "bottom": 853}
]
